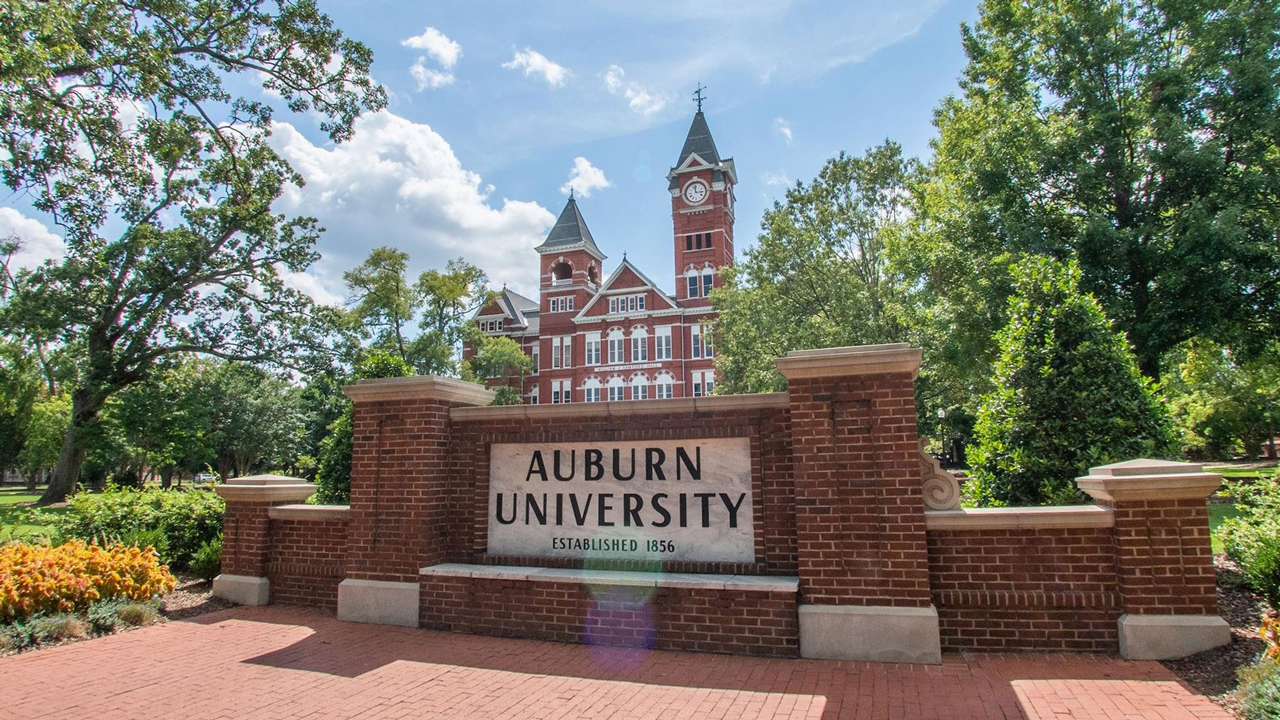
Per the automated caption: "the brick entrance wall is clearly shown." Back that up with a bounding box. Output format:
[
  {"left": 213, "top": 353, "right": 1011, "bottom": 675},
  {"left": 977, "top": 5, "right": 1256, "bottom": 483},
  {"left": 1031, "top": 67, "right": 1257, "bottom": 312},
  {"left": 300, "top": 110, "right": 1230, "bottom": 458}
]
[{"left": 219, "top": 344, "right": 1228, "bottom": 662}]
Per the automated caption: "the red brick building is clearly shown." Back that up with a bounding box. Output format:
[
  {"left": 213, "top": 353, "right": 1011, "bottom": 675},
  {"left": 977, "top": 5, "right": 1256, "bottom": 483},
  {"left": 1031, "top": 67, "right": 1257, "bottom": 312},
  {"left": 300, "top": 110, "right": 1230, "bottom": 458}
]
[{"left": 466, "top": 109, "right": 736, "bottom": 404}]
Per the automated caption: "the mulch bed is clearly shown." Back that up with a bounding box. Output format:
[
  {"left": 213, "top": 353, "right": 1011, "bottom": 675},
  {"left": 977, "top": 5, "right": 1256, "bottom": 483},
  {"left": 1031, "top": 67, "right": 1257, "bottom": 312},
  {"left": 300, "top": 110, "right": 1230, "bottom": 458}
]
[{"left": 1162, "top": 554, "right": 1268, "bottom": 718}]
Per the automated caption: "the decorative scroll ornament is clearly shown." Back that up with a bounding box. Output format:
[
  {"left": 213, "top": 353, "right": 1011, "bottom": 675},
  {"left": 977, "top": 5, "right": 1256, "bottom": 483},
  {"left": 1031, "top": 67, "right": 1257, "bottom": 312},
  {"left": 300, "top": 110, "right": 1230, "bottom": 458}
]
[{"left": 921, "top": 441, "right": 961, "bottom": 511}]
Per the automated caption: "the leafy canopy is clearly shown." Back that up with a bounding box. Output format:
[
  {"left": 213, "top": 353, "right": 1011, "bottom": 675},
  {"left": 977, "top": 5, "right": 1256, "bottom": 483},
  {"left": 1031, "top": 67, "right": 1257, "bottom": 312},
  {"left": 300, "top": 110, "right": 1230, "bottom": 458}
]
[{"left": 934, "top": 0, "right": 1280, "bottom": 379}]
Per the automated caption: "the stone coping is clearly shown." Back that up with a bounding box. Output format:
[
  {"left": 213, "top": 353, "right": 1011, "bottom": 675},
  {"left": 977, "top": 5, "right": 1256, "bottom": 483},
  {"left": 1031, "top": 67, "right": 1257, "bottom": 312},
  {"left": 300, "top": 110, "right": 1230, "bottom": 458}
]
[
  {"left": 344, "top": 375, "right": 495, "bottom": 405},
  {"left": 450, "top": 392, "right": 788, "bottom": 421},
  {"left": 1076, "top": 458, "right": 1223, "bottom": 502},
  {"left": 214, "top": 483, "right": 317, "bottom": 503},
  {"left": 225, "top": 474, "right": 307, "bottom": 486},
  {"left": 267, "top": 504, "right": 350, "bottom": 521},
  {"left": 924, "top": 505, "right": 1114, "bottom": 531},
  {"left": 419, "top": 563, "right": 799, "bottom": 593},
  {"left": 775, "top": 343, "right": 922, "bottom": 380}
]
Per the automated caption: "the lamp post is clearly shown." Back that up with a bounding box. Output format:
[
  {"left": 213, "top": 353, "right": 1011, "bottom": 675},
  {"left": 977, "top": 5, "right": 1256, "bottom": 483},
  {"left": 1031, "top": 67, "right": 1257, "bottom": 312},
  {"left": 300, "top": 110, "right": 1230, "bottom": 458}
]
[{"left": 936, "top": 407, "right": 948, "bottom": 467}]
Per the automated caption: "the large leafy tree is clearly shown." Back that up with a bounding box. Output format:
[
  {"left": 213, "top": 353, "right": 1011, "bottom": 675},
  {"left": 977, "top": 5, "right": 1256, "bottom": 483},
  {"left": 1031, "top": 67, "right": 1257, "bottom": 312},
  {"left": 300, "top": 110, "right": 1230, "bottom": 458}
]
[
  {"left": 0, "top": 0, "right": 386, "bottom": 503},
  {"left": 934, "top": 0, "right": 1280, "bottom": 380},
  {"left": 1164, "top": 340, "right": 1280, "bottom": 459},
  {"left": 968, "top": 257, "right": 1176, "bottom": 506},
  {"left": 344, "top": 249, "right": 492, "bottom": 374},
  {"left": 713, "top": 141, "right": 918, "bottom": 393}
]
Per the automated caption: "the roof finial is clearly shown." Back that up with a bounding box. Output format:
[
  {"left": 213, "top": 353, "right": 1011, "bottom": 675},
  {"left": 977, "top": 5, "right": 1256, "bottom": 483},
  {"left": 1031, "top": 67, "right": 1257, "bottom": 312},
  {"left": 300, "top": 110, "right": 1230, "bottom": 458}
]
[
  {"left": 568, "top": 187, "right": 575, "bottom": 200},
  {"left": 693, "top": 83, "right": 706, "bottom": 112}
]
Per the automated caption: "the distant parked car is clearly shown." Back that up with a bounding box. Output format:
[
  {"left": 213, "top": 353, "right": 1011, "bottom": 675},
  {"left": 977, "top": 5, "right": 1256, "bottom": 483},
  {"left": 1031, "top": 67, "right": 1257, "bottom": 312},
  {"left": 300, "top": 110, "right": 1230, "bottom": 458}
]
[{"left": 195, "top": 472, "right": 217, "bottom": 483}]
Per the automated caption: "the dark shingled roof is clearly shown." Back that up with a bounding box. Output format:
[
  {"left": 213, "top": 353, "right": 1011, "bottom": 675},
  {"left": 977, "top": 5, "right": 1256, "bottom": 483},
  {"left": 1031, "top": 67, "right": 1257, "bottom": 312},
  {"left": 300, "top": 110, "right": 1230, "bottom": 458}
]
[
  {"left": 535, "top": 196, "right": 604, "bottom": 258},
  {"left": 674, "top": 111, "right": 721, "bottom": 169}
]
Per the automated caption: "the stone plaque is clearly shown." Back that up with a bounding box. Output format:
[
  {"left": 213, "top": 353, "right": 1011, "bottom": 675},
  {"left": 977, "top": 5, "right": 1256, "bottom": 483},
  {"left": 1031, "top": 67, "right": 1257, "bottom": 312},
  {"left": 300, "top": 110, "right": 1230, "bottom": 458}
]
[{"left": 487, "top": 437, "right": 754, "bottom": 563}]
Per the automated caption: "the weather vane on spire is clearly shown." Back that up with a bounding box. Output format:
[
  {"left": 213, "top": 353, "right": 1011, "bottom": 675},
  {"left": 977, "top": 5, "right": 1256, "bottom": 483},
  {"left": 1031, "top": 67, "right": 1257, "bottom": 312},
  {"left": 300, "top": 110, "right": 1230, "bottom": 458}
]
[{"left": 693, "top": 84, "right": 706, "bottom": 112}]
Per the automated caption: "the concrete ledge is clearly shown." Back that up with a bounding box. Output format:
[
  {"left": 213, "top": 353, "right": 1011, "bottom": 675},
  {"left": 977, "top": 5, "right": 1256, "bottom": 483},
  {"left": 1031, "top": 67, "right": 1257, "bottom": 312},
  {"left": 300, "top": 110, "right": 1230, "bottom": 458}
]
[
  {"left": 798, "top": 604, "right": 942, "bottom": 664},
  {"left": 1077, "top": 459, "right": 1223, "bottom": 502},
  {"left": 419, "top": 563, "right": 799, "bottom": 593},
  {"left": 775, "top": 343, "right": 922, "bottom": 380},
  {"left": 212, "top": 574, "right": 270, "bottom": 606},
  {"left": 344, "top": 375, "right": 494, "bottom": 405},
  {"left": 1117, "top": 614, "right": 1231, "bottom": 660},
  {"left": 337, "top": 579, "right": 420, "bottom": 627},
  {"left": 267, "top": 504, "right": 350, "bottom": 521},
  {"left": 213, "top": 484, "right": 318, "bottom": 503},
  {"left": 924, "top": 505, "right": 1114, "bottom": 531},
  {"left": 449, "top": 392, "right": 789, "bottom": 421}
]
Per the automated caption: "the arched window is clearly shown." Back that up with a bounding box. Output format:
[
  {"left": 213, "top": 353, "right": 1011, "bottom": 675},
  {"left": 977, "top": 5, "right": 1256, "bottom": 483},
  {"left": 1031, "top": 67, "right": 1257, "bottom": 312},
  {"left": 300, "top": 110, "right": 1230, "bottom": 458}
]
[
  {"left": 587, "top": 264, "right": 600, "bottom": 285},
  {"left": 607, "top": 328, "right": 625, "bottom": 364},
  {"left": 550, "top": 261, "right": 572, "bottom": 285},
  {"left": 654, "top": 371, "right": 675, "bottom": 400},
  {"left": 630, "top": 326, "right": 648, "bottom": 362},
  {"left": 607, "top": 376, "right": 625, "bottom": 402},
  {"left": 701, "top": 267, "right": 714, "bottom": 297},
  {"left": 685, "top": 267, "right": 701, "bottom": 299},
  {"left": 583, "top": 377, "right": 602, "bottom": 403},
  {"left": 630, "top": 373, "right": 649, "bottom": 401}
]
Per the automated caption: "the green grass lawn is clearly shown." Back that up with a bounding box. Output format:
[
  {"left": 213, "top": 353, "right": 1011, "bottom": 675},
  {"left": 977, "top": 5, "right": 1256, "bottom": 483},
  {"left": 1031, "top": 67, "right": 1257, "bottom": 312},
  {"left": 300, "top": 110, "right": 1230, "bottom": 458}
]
[
  {"left": 1208, "top": 502, "right": 1244, "bottom": 554},
  {"left": 0, "top": 486, "right": 64, "bottom": 541}
]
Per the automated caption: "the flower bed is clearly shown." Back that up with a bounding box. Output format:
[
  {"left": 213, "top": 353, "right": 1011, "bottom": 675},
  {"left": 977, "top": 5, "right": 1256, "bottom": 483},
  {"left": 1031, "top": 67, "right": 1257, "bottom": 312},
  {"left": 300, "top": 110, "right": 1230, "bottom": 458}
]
[{"left": 0, "top": 540, "right": 176, "bottom": 622}]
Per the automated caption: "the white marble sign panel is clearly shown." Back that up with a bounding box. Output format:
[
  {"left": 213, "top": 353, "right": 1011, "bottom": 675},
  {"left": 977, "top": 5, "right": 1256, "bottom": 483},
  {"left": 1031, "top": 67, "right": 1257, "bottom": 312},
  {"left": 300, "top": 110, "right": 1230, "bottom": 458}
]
[{"left": 486, "top": 437, "right": 754, "bottom": 563}]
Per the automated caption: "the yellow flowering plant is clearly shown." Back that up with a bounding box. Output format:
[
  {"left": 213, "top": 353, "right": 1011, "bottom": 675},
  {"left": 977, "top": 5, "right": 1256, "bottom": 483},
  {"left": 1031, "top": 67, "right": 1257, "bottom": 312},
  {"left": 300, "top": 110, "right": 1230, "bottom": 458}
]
[{"left": 0, "top": 540, "right": 176, "bottom": 622}]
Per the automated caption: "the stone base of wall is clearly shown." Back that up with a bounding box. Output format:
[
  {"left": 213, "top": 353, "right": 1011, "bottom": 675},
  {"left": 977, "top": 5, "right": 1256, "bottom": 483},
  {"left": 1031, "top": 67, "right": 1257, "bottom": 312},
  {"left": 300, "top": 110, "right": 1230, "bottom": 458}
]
[{"left": 419, "top": 565, "right": 799, "bottom": 657}]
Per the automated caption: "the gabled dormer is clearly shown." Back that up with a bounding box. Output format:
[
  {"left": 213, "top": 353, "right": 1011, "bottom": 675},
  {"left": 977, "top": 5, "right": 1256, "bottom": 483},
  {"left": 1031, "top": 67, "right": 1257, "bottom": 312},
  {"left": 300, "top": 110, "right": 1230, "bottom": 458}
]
[{"left": 576, "top": 257, "right": 680, "bottom": 321}]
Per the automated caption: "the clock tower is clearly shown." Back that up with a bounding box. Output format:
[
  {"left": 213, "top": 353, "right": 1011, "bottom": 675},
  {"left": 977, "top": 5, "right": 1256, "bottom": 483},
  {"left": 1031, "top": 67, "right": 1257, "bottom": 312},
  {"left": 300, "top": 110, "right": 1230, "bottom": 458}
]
[{"left": 668, "top": 105, "right": 736, "bottom": 308}]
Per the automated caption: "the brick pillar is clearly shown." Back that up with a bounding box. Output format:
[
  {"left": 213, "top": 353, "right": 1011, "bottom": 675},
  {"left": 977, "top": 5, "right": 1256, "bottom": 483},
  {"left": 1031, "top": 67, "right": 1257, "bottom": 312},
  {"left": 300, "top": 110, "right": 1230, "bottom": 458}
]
[
  {"left": 212, "top": 475, "right": 317, "bottom": 605},
  {"left": 775, "top": 344, "right": 940, "bottom": 664},
  {"left": 337, "top": 376, "right": 494, "bottom": 627},
  {"left": 1077, "top": 459, "right": 1230, "bottom": 659}
]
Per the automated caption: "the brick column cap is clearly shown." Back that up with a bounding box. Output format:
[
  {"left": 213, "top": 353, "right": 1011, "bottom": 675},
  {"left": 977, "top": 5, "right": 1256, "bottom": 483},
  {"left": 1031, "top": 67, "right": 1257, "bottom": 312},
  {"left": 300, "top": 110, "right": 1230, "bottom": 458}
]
[
  {"left": 214, "top": 479, "right": 317, "bottom": 503},
  {"left": 1076, "top": 458, "right": 1222, "bottom": 502},
  {"left": 775, "top": 343, "right": 922, "bottom": 380},
  {"left": 344, "top": 375, "right": 495, "bottom": 405}
]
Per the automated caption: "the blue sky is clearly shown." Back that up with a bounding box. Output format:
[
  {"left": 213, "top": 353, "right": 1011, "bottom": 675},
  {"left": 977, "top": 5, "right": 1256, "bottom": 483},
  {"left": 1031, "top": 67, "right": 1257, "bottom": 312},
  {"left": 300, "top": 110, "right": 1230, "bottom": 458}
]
[{"left": 1, "top": 0, "right": 980, "bottom": 302}]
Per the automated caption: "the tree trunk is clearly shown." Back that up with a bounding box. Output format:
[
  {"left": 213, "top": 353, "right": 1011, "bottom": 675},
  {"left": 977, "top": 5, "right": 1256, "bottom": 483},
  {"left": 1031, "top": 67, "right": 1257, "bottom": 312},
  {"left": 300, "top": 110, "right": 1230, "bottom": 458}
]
[
  {"left": 160, "top": 468, "right": 174, "bottom": 489},
  {"left": 38, "top": 390, "right": 104, "bottom": 505}
]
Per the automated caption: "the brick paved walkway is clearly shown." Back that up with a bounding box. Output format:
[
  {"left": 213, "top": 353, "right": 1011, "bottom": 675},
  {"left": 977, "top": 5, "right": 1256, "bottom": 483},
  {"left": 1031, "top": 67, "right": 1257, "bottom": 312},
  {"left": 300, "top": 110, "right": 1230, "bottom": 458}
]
[{"left": 0, "top": 605, "right": 1231, "bottom": 720}]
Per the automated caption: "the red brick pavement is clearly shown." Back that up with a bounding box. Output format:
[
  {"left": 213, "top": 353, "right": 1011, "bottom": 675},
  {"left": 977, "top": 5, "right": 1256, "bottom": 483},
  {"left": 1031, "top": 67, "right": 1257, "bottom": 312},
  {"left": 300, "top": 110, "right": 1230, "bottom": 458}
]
[{"left": 0, "top": 605, "right": 1232, "bottom": 720}]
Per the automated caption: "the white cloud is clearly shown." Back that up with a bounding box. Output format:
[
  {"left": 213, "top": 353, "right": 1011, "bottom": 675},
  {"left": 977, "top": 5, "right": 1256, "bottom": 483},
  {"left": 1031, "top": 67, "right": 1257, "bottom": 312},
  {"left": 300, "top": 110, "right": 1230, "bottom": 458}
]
[
  {"left": 410, "top": 57, "right": 455, "bottom": 90},
  {"left": 602, "top": 65, "right": 668, "bottom": 116},
  {"left": 0, "top": 208, "right": 65, "bottom": 271},
  {"left": 774, "top": 117, "right": 792, "bottom": 144},
  {"left": 268, "top": 112, "right": 554, "bottom": 294},
  {"left": 279, "top": 265, "right": 345, "bottom": 307},
  {"left": 400, "top": 27, "right": 462, "bottom": 69},
  {"left": 559, "top": 157, "right": 612, "bottom": 198},
  {"left": 502, "top": 48, "right": 570, "bottom": 88},
  {"left": 761, "top": 171, "right": 791, "bottom": 187}
]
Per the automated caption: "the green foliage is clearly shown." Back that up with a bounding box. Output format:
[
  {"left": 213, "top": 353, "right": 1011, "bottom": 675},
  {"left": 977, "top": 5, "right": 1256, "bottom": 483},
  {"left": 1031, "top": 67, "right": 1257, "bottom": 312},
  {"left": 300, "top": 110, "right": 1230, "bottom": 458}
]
[
  {"left": 1239, "top": 659, "right": 1280, "bottom": 720},
  {"left": 29, "top": 614, "right": 89, "bottom": 642},
  {"left": 713, "top": 141, "right": 918, "bottom": 394},
  {"left": 113, "top": 601, "right": 159, "bottom": 627},
  {"left": 932, "top": 0, "right": 1280, "bottom": 379},
  {"left": 51, "top": 487, "right": 225, "bottom": 569},
  {"left": 315, "top": 351, "right": 411, "bottom": 504},
  {"left": 86, "top": 599, "right": 126, "bottom": 634},
  {"left": 1221, "top": 479, "right": 1280, "bottom": 609},
  {"left": 491, "top": 386, "right": 523, "bottom": 406},
  {"left": 189, "top": 537, "right": 222, "bottom": 583},
  {"left": 0, "top": 0, "right": 386, "bottom": 503},
  {"left": 968, "top": 258, "right": 1176, "bottom": 506},
  {"left": 1164, "top": 341, "right": 1280, "bottom": 460},
  {"left": 109, "top": 527, "right": 171, "bottom": 566},
  {"left": 464, "top": 334, "right": 532, "bottom": 386},
  {"left": 17, "top": 394, "right": 69, "bottom": 474},
  {"left": 344, "top": 250, "right": 492, "bottom": 374}
]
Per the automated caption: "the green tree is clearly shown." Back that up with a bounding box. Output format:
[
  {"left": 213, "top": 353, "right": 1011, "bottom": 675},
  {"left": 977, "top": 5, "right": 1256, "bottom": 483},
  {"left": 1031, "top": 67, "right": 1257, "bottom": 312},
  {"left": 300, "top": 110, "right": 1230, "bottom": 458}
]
[
  {"left": 202, "top": 363, "right": 305, "bottom": 479},
  {"left": 315, "top": 351, "right": 411, "bottom": 504},
  {"left": 1164, "top": 340, "right": 1280, "bottom": 459},
  {"left": 0, "top": 340, "right": 43, "bottom": 475},
  {"left": 410, "top": 259, "right": 492, "bottom": 375},
  {"left": 0, "top": 0, "right": 385, "bottom": 504},
  {"left": 713, "top": 141, "right": 918, "bottom": 393},
  {"left": 463, "top": 333, "right": 531, "bottom": 405},
  {"left": 344, "top": 247, "right": 418, "bottom": 362},
  {"left": 18, "top": 394, "right": 71, "bottom": 485},
  {"left": 968, "top": 258, "right": 1176, "bottom": 506},
  {"left": 933, "top": 0, "right": 1280, "bottom": 380}
]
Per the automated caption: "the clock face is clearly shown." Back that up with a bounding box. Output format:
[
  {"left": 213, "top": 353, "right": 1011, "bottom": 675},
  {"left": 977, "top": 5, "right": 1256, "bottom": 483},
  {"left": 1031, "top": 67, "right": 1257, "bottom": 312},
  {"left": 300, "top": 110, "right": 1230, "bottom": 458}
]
[{"left": 683, "top": 181, "right": 708, "bottom": 205}]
